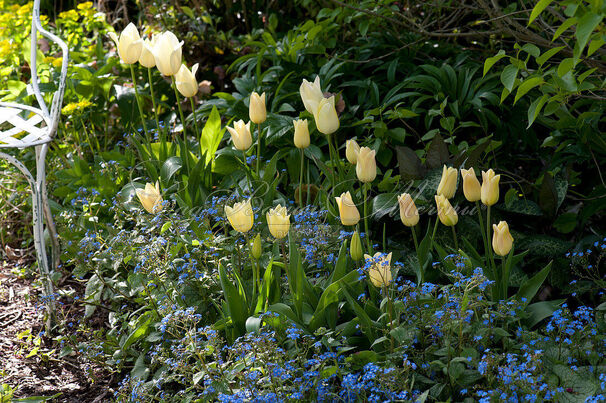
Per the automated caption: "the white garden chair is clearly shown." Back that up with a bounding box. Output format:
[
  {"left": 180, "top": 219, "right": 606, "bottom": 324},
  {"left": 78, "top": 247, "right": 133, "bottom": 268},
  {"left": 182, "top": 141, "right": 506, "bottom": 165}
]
[{"left": 0, "top": 0, "right": 69, "bottom": 318}]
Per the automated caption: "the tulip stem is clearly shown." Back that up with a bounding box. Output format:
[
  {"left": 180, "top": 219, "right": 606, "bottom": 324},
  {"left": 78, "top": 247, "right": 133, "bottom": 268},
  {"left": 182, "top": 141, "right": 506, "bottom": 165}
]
[
  {"left": 172, "top": 77, "right": 188, "bottom": 140},
  {"left": 486, "top": 205, "right": 497, "bottom": 294},
  {"left": 130, "top": 64, "right": 150, "bottom": 140},
  {"left": 326, "top": 134, "right": 337, "bottom": 187},
  {"left": 256, "top": 123, "right": 262, "bottom": 177},
  {"left": 476, "top": 201, "right": 489, "bottom": 262},
  {"left": 411, "top": 226, "right": 419, "bottom": 252},
  {"left": 147, "top": 67, "right": 161, "bottom": 139},
  {"left": 242, "top": 150, "right": 252, "bottom": 191},
  {"left": 451, "top": 225, "right": 459, "bottom": 251},
  {"left": 501, "top": 257, "right": 507, "bottom": 300},
  {"left": 244, "top": 232, "right": 258, "bottom": 304},
  {"left": 190, "top": 97, "right": 201, "bottom": 140},
  {"left": 363, "top": 182, "right": 372, "bottom": 254},
  {"left": 299, "top": 148, "right": 305, "bottom": 206}
]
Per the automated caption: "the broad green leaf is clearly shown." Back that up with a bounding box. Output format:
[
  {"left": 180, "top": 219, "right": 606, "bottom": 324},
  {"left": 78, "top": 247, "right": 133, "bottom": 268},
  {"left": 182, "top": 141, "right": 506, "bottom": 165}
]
[
  {"left": 557, "top": 58, "right": 575, "bottom": 77},
  {"left": 514, "top": 77, "right": 544, "bottom": 104},
  {"left": 536, "top": 46, "right": 565, "bottom": 67},
  {"left": 500, "top": 64, "right": 518, "bottom": 92},
  {"left": 516, "top": 261, "right": 552, "bottom": 303},
  {"left": 528, "top": 0, "right": 555, "bottom": 25},
  {"left": 575, "top": 12, "right": 603, "bottom": 55},
  {"left": 527, "top": 94, "right": 549, "bottom": 128},
  {"left": 121, "top": 312, "right": 153, "bottom": 352},
  {"left": 200, "top": 106, "right": 225, "bottom": 166},
  {"left": 553, "top": 17, "right": 577, "bottom": 41},
  {"left": 483, "top": 50, "right": 506, "bottom": 76},
  {"left": 587, "top": 35, "right": 605, "bottom": 56},
  {"left": 219, "top": 265, "right": 248, "bottom": 336}
]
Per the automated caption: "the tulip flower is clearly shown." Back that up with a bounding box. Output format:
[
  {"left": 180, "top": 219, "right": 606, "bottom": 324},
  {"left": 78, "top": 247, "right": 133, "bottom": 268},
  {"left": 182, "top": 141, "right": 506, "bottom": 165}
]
[
  {"left": 437, "top": 165, "right": 458, "bottom": 199},
  {"left": 175, "top": 63, "right": 199, "bottom": 98},
  {"left": 492, "top": 221, "right": 513, "bottom": 256},
  {"left": 226, "top": 120, "right": 252, "bottom": 151},
  {"left": 249, "top": 92, "right": 267, "bottom": 124},
  {"left": 397, "top": 193, "right": 419, "bottom": 227},
  {"left": 139, "top": 36, "right": 157, "bottom": 68},
  {"left": 300, "top": 76, "right": 324, "bottom": 114},
  {"left": 335, "top": 191, "right": 360, "bottom": 226},
  {"left": 108, "top": 23, "right": 143, "bottom": 64},
  {"left": 435, "top": 195, "right": 458, "bottom": 226},
  {"left": 346, "top": 139, "right": 360, "bottom": 165},
  {"left": 153, "top": 30, "right": 183, "bottom": 76},
  {"left": 251, "top": 233, "right": 262, "bottom": 260},
  {"left": 313, "top": 96, "right": 340, "bottom": 135},
  {"left": 350, "top": 230, "right": 363, "bottom": 261},
  {"left": 136, "top": 181, "right": 163, "bottom": 214},
  {"left": 293, "top": 119, "right": 310, "bottom": 149},
  {"left": 266, "top": 204, "right": 291, "bottom": 239},
  {"left": 225, "top": 199, "right": 254, "bottom": 233},
  {"left": 365, "top": 252, "right": 393, "bottom": 288},
  {"left": 461, "top": 167, "right": 481, "bottom": 202},
  {"left": 481, "top": 169, "right": 500, "bottom": 206},
  {"left": 356, "top": 147, "right": 377, "bottom": 183}
]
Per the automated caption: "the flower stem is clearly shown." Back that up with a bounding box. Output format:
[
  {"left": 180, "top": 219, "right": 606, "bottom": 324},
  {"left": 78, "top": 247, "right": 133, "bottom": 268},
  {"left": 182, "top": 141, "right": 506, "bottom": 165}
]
[
  {"left": 476, "top": 201, "right": 488, "bottom": 261},
  {"left": 411, "top": 226, "right": 419, "bottom": 251},
  {"left": 256, "top": 123, "right": 262, "bottom": 176},
  {"left": 190, "top": 97, "right": 201, "bottom": 140},
  {"left": 486, "top": 205, "right": 498, "bottom": 297},
  {"left": 451, "top": 225, "right": 459, "bottom": 251},
  {"left": 242, "top": 150, "right": 252, "bottom": 191},
  {"left": 299, "top": 148, "right": 305, "bottom": 206},
  {"left": 172, "top": 77, "right": 188, "bottom": 140},
  {"left": 363, "top": 182, "right": 372, "bottom": 254},
  {"left": 147, "top": 67, "right": 161, "bottom": 137},
  {"left": 130, "top": 64, "right": 149, "bottom": 139}
]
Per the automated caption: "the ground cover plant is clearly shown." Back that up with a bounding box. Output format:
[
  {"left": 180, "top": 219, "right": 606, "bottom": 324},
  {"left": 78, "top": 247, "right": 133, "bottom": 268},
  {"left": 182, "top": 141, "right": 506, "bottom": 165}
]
[{"left": 0, "top": 0, "right": 605, "bottom": 402}]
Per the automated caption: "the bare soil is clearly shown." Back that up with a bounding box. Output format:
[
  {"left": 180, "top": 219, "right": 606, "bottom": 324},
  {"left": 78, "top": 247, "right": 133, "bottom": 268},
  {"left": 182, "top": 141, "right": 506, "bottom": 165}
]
[{"left": 0, "top": 258, "right": 114, "bottom": 402}]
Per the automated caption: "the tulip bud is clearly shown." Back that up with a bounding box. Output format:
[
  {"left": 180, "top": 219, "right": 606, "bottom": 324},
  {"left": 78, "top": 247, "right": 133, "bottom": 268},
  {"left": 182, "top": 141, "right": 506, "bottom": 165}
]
[
  {"left": 365, "top": 252, "right": 392, "bottom": 288},
  {"left": 153, "top": 30, "right": 183, "bottom": 76},
  {"left": 460, "top": 167, "right": 481, "bottom": 202},
  {"left": 226, "top": 120, "right": 252, "bottom": 151},
  {"left": 356, "top": 147, "right": 377, "bottom": 183},
  {"left": 397, "top": 193, "right": 419, "bottom": 227},
  {"left": 345, "top": 139, "right": 360, "bottom": 164},
  {"left": 293, "top": 119, "right": 310, "bottom": 149},
  {"left": 135, "top": 181, "right": 163, "bottom": 214},
  {"left": 481, "top": 169, "right": 500, "bottom": 206},
  {"left": 225, "top": 199, "right": 254, "bottom": 233},
  {"left": 175, "top": 63, "right": 199, "bottom": 98},
  {"left": 435, "top": 195, "right": 458, "bottom": 226},
  {"left": 437, "top": 165, "right": 458, "bottom": 199},
  {"left": 139, "top": 36, "right": 157, "bottom": 68},
  {"left": 335, "top": 191, "right": 360, "bottom": 226},
  {"left": 313, "top": 96, "right": 340, "bottom": 135},
  {"left": 266, "top": 204, "right": 291, "bottom": 239},
  {"left": 350, "top": 230, "right": 363, "bottom": 261},
  {"left": 108, "top": 22, "right": 143, "bottom": 65},
  {"left": 300, "top": 76, "right": 323, "bottom": 114},
  {"left": 249, "top": 92, "right": 267, "bottom": 124},
  {"left": 492, "top": 221, "right": 513, "bottom": 256},
  {"left": 251, "top": 233, "right": 262, "bottom": 260}
]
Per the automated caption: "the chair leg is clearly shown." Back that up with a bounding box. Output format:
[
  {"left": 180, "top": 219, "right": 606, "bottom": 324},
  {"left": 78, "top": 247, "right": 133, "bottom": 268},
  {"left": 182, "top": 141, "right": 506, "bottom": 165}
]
[
  {"left": 40, "top": 171, "right": 60, "bottom": 270},
  {"left": 33, "top": 181, "right": 56, "bottom": 326}
]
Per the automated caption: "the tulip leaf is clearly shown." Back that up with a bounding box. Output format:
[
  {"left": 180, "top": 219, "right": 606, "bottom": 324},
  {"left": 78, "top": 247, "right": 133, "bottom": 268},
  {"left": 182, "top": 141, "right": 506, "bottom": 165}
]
[
  {"left": 516, "top": 261, "right": 552, "bottom": 304},
  {"left": 396, "top": 146, "right": 426, "bottom": 180},
  {"left": 425, "top": 133, "right": 450, "bottom": 169},
  {"left": 219, "top": 264, "right": 248, "bottom": 336},
  {"left": 200, "top": 106, "right": 225, "bottom": 167},
  {"left": 309, "top": 270, "right": 359, "bottom": 331},
  {"left": 160, "top": 156, "right": 182, "bottom": 183}
]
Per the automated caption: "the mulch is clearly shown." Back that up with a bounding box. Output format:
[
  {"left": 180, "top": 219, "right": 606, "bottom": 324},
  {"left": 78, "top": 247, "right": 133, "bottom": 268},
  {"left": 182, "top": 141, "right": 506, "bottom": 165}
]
[{"left": 0, "top": 258, "right": 114, "bottom": 402}]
